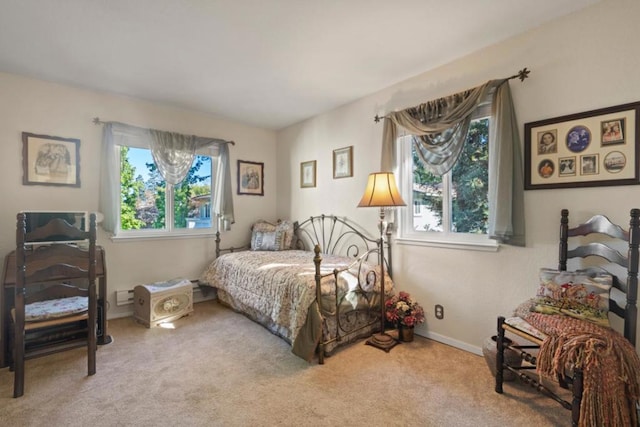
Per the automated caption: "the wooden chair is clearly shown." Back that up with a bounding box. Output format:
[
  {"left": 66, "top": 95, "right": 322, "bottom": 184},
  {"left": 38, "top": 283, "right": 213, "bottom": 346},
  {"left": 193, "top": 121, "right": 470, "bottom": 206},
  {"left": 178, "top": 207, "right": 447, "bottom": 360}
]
[
  {"left": 495, "top": 208, "right": 640, "bottom": 426},
  {"left": 11, "top": 212, "right": 97, "bottom": 397}
]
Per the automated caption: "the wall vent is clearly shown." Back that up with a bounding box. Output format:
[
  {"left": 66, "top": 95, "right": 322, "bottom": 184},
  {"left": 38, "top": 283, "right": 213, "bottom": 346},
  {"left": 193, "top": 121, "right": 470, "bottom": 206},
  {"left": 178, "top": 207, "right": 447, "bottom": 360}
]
[{"left": 116, "top": 289, "right": 135, "bottom": 306}]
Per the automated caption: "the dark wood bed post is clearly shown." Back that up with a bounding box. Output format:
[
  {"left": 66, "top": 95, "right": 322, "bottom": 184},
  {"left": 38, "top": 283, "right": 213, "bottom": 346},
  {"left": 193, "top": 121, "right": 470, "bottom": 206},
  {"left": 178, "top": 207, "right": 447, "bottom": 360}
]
[
  {"left": 626, "top": 208, "right": 639, "bottom": 346},
  {"left": 313, "top": 245, "right": 324, "bottom": 364}
]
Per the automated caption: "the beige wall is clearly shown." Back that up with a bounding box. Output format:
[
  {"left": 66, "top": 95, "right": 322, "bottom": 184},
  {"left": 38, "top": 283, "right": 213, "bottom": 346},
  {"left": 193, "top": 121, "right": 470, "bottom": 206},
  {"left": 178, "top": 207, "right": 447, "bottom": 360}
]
[
  {"left": 2, "top": 0, "right": 637, "bottom": 354},
  {"left": 276, "top": 0, "right": 640, "bottom": 353},
  {"left": 0, "top": 73, "right": 277, "bottom": 318}
]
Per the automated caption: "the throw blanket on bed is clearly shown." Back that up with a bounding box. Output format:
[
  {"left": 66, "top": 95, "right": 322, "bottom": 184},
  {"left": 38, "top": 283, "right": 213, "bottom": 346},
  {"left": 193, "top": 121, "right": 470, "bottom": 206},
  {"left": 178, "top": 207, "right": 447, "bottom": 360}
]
[
  {"left": 524, "top": 312, "right": 640, "bottom": 427},
  {"left": 200, "top": 250, "right": 386, "bottom": 354}
]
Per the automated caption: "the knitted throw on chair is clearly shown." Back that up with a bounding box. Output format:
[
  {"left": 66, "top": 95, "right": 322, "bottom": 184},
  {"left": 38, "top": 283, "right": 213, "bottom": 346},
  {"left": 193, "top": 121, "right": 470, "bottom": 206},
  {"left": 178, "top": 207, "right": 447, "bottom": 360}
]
[{"left": 525, "top": 312, "right": 640, "bottom": 427}]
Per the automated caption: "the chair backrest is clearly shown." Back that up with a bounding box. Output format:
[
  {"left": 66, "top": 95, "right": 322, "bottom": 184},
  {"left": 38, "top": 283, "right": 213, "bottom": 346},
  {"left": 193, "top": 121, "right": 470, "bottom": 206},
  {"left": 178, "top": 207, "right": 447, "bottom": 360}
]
[
  {"left": 16, "top": 212, "right": 97, "bottom": 294},
  {"left": 558, "top": 208, "right": 640, "bottom": 346}
]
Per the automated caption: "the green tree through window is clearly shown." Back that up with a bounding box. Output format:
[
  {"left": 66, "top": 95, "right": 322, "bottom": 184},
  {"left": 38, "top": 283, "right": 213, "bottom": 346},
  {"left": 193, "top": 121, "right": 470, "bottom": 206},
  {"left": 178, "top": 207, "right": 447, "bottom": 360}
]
[
  {"left": 410, "top": 118, "right": 489, "bottom": 234},
  {"left": 119, "top": 146, "right": 145, "bottom": 230},
  {"left": 119, "top": 147, "right": 213, "bottom": 233}
]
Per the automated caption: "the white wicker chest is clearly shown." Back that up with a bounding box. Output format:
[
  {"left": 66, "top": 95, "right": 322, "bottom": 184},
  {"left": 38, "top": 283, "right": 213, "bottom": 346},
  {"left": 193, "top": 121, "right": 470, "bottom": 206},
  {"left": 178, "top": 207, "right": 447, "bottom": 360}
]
[{"left": 133, "top": 278, "right": 193, "bottom": 327}]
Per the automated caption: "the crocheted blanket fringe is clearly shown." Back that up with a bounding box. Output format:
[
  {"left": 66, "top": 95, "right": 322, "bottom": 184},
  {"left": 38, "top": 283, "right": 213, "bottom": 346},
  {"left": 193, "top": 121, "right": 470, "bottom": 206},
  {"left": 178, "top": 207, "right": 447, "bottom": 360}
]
[{"left": 525, "top": 312, "right": 640, "bottom": 427}]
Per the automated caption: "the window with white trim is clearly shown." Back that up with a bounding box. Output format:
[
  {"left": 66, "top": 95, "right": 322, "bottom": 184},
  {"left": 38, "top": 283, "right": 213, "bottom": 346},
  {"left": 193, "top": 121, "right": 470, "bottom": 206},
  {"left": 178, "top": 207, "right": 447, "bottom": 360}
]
[
  {"left": 397, "top": 105, "right": 497, "bottom": 250},
  {"left": 118, "top": 146, "right": 217, "bottom": 237}
]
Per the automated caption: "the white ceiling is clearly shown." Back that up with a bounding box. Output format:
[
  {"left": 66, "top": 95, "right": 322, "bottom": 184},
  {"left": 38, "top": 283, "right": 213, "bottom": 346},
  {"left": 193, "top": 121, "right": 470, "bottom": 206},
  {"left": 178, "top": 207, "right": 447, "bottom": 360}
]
[{"left": 0, "top": 0, "right": 600, "bottom": 130}]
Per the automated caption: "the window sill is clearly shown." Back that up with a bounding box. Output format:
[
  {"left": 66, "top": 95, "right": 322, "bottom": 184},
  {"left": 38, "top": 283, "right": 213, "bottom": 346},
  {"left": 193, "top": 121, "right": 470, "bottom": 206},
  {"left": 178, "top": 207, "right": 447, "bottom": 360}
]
[
  {"left": 395, "top": 236, "right": 500, "bottom": 252},
  {"left": 110, "top": 231, "right": 216, "bottom": 243}
]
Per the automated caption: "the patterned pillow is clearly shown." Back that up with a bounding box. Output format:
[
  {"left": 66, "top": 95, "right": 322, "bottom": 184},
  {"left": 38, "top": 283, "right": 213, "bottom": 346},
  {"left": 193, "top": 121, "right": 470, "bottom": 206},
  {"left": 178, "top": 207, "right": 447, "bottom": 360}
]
[
  {"left": 532, "top": 268, "right": 612, "bottom": 327},
  {"left": 250, "top": 220, "right": 295, "bottom": 251},
  {"left": 251, "top": 230, "right": 284, "bottom": 251},
  {"left": 251, "top": 220, "right": 275, "bottom": 233},
  {"left": 276, "top": 220, "right": 295, "bottom": 249}
]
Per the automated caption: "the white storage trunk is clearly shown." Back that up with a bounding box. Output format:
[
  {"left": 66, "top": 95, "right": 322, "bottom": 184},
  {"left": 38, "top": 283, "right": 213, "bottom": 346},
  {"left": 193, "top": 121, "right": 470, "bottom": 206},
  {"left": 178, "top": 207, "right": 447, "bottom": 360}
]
[{"left": 133, "top": 278, "right": 193, "bottom": 327}]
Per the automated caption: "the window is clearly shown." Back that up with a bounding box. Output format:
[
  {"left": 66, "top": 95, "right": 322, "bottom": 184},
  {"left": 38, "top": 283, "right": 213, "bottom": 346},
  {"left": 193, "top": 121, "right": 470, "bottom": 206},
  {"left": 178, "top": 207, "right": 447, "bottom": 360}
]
[
  {"left": 118, "top": 146, "right": 216, "bottom": 238},
  {"left": 397, "top": 108, "right": 498, "bottom": 250}
]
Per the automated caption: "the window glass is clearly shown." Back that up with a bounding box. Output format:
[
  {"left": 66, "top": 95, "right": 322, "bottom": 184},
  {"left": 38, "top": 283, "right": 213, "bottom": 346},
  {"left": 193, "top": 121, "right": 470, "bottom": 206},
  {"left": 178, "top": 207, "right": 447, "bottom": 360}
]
[
  {"left": 450, "top": 118, "right": 489, "bottom": 233},
  {"left": 399, "top": 114, "right": 494, "bottom": 249},
  {"left": 119, "top": 147, "right": 213, "bottom": 235},
  {"left": 174, "top": 156, "right": 212, "bottom": 229}
]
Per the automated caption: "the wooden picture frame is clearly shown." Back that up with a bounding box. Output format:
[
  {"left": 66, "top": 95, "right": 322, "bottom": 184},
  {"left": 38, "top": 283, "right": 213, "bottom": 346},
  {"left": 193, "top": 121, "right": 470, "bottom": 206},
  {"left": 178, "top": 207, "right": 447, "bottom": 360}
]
[
  {"left": 22, "top": 132, "right": 80, "bottom": 187},
  {"left": 300, "top": 160, "right": 316, "bottom": 188},
  {"left": 524, "top": 101, "right": 640, "bottom": 190},
  {"left": 333, "top": 146, "right": 353, "bottom": 179},
  {"left": 237, "top": 160, "right": 264, "bottom": 196}
]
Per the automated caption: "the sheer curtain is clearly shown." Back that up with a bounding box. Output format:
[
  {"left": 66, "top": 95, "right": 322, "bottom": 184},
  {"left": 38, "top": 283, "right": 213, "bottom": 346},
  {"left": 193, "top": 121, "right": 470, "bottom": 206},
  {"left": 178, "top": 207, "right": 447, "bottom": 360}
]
[
  {"left": 98, "top": 122, "right": 235, "bottom": 233},
  {"left": 380, "top": 79, "right": 525, "bottom": 246},
  {"left": 148, "top": 130, "right": 197, "bottom": 185}
]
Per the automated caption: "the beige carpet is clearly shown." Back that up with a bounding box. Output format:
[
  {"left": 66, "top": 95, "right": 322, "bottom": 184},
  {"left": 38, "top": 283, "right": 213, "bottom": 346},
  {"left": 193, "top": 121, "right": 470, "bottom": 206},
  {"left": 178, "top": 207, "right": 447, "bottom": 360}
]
[{"left": 0, "top": 301, "right": 570, "bottom": 426}]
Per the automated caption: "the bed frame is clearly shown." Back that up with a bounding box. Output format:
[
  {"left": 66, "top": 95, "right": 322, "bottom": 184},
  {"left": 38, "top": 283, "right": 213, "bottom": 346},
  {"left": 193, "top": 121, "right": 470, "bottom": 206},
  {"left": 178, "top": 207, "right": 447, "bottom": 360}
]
[{"left": 212, "top": 214, "right": 392, "bottom": 363}]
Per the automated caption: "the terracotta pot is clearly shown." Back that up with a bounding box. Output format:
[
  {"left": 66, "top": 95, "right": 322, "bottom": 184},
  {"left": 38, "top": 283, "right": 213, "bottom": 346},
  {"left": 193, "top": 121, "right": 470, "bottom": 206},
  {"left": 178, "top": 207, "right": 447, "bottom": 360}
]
[{"left": 398, "top": 325, "right": 414, "bottom": 342}]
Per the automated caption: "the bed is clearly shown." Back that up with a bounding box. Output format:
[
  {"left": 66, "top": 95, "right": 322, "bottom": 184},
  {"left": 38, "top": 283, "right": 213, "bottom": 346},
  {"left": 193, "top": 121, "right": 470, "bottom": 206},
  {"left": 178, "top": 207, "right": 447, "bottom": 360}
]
[{"left": 199, "top": 214, "right": 394, "bottom": 363}]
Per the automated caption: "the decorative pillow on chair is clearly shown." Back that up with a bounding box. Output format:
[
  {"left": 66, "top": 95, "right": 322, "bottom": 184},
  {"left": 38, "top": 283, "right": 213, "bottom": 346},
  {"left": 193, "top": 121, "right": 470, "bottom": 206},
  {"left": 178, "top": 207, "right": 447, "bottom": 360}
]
[
  {"left": 533, "top": 268, "right": 612, "bottom": 327},
  {"left": 17, "top": 296, "right": 88, "bottom": 322}
]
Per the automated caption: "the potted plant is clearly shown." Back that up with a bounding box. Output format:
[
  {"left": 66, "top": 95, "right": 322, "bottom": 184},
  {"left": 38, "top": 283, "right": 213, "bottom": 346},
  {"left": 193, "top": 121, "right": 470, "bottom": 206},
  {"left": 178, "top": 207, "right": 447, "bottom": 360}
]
[{"left": 385, "top": 291, "right": 425, "bottom": 342}]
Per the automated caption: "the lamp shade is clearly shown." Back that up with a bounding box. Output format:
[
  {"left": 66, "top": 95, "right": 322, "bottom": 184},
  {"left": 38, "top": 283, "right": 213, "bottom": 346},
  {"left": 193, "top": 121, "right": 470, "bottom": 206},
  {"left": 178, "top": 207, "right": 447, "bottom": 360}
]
[{"left": 357, "top": 172, "right": 407, "bottom": 208}]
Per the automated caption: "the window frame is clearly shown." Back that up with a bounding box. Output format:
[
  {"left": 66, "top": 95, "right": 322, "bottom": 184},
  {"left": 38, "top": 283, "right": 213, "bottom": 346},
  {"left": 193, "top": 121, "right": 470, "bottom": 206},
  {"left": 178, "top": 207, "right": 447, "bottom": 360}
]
[
  {"left": 395, "top": 105, "right": 499, "bottom": 252},
  {"left": 112, "top": 144, "right": 219, "bottom": 241}
]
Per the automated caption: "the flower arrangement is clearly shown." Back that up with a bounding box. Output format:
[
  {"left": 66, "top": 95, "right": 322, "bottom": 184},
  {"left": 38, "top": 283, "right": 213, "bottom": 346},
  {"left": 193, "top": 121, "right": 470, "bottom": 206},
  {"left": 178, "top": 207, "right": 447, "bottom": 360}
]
[{"left": 385, "top": 291, "right": 425, "bottom": 328}]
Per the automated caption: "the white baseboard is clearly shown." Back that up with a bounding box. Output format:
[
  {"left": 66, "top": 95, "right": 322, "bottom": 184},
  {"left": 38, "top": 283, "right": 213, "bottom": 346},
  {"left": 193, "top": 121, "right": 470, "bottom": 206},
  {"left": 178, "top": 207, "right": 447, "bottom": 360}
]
[
  {"left": 107, "top": 294, "right": 481, "bottom": 357},
  {"left": 107, "top": 291, "right": 215, "bottom": 320},
  {"left": 417, "top": 331, "right": 483, "bottom": 356}
]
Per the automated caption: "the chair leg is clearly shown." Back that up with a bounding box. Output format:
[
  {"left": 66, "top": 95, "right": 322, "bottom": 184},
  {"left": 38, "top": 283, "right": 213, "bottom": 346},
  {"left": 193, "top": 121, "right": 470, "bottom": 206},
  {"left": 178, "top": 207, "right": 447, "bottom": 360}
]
[
  {"left": 88, "top": 333, "right": 96, "bottom": 376},
  {"left": 88, "top": 295, "right": 97, "bottom": 376},
  {"left": 571, "top": 368, "right": 583, "bottom": 427},
  {"left": 13, "top": 330, "right": 25, "bottom": 398},
  {"left": 495, "top": 316, "right": 505, "bottom": 394}
]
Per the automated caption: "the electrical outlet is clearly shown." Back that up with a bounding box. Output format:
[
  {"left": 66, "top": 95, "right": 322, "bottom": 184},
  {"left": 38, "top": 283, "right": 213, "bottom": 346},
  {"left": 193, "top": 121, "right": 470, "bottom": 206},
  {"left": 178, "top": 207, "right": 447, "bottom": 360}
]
[{"left": 435, "top": 304, "right": 444, "bottom": 319}]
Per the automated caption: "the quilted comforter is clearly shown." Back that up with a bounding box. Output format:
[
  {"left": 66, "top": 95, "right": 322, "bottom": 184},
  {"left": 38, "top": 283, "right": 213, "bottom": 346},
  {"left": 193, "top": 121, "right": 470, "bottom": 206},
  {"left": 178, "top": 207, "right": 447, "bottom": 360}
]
[{"left": 200, "top": 250, "right": 391, "bottom": 361}]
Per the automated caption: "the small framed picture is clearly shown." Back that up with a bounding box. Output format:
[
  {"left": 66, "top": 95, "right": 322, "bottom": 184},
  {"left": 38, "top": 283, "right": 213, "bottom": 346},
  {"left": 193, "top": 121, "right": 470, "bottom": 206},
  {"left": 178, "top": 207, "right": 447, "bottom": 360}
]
[
  {"left": 237, "top": 160, "right": 264, "bottom": 196},
  {"left": 333, "top": 146, "right": 353, "bottom": 179},
  {"left": 580, "top": 154, "right": 599, "bottom": 176},
  {"left": 22, "top": 132, "right": 80, "bottom": 187},
  {"left": 601, "top": 118, "right": 625, "bottom": 145},
  {"left": 603, "top": 151, "right": 626, "bottom": 173},
  {"left": 537, "top": 130, "right": 558, "bottom": 154},
  {"left": 300, "top": 160, "right": 316, "bottom": 188},
  {"left": 558, "top": 156, "right": 576, "bottom": 176}
]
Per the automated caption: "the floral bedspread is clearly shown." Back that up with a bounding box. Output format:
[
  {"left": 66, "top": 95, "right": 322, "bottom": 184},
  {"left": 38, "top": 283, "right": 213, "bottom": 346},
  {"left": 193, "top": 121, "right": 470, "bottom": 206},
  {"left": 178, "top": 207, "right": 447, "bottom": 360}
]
[{"left": 200, "top": 250, "right": 389, "bottom": 359}]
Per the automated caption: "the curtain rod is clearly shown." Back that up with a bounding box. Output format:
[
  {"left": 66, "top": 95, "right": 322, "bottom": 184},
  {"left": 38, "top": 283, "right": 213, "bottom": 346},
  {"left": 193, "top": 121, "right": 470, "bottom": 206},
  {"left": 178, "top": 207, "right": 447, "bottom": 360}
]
[
  {"left": 92, "top": 117, "right": 236, "bottom": 145},
  {"left": 373, "top": 67, "right": 530, "bottom": 123}
]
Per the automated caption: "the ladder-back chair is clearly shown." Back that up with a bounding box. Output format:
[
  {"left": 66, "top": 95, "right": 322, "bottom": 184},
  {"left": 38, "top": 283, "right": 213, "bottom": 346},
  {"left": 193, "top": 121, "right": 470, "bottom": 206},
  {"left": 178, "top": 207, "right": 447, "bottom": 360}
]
[
  {"left": 11, "top": 212, "right": 97, "bottom": 397},
  {"left": 495, "top": 208, "right": 639, "bottom": 426}
]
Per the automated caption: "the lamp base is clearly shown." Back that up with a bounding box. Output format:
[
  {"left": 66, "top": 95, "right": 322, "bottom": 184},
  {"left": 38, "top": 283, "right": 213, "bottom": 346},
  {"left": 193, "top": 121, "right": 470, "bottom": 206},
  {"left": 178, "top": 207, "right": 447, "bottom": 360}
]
[{"left": 365, "top": 332, "right": 399, "bottom": 352}]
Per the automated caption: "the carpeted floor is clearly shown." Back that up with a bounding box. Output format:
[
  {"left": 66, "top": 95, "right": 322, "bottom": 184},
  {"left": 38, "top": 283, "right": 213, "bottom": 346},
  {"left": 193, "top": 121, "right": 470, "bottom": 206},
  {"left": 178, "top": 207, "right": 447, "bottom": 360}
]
[{"left": 0, "top": 301, "right": 570, "bottom": 426}]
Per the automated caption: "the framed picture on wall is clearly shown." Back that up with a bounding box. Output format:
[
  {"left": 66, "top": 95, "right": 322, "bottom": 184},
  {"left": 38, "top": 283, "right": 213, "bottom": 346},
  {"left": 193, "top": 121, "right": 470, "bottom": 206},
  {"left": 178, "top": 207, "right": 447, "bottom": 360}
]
[
  {"left": 300, "top": 160, "right": 316, "bottom": 188},
  {"left": 524, "top": 101, "right": 640, "bottom": 190},
  {"left": 22, "top": 132, "right": 81, "bottom": 187},
  {"left": 237, "top": 160, "right": 264, "bottom": 195},
  {"left": 333, "top": 146, "right": 353, "bottom": 179}
]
